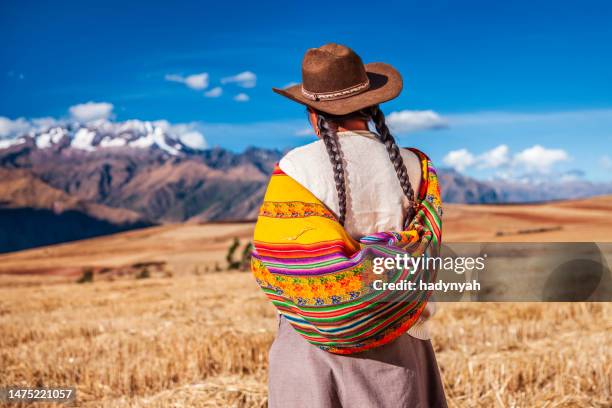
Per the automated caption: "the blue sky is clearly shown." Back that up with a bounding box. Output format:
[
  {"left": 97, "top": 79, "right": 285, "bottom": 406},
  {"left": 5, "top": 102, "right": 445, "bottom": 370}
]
[{"left": 1, "top": 0, "right": 611, "bottom": 181}]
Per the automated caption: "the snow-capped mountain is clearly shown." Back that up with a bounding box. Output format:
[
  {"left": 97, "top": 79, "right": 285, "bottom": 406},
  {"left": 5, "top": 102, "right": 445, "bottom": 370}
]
[
  {"left": 1, "top": 119, "right": 611, "bottom": 254},
  {"left": 0, "top": 125, "right": 282, "bottom": 253},
  {"left": 0, "top": 119, "right": 206, "bottom": 155}
]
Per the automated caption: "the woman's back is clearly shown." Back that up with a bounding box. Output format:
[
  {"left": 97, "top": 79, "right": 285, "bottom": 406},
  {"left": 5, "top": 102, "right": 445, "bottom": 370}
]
[
  {"left": 279, "top": 130, "right": 422, "bottom": 239},
  {"left": 264, "top": 42, "right": 447, "bottom": 407}
]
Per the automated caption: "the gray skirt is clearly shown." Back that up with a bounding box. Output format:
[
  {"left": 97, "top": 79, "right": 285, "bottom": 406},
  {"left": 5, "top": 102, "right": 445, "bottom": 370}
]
[{"left": 268, "top": 316, "right": 447, "bottom": 408}]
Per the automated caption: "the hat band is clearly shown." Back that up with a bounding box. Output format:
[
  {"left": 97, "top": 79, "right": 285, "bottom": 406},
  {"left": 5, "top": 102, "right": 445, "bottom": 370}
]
[{"left": 301, "top": 79, "right": 370, "bottom": 101}]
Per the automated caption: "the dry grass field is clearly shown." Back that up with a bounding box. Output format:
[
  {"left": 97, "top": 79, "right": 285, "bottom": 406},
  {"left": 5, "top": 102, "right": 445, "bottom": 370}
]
[{"left": 1, "top": 196, "right": 612, "bottom": 407}]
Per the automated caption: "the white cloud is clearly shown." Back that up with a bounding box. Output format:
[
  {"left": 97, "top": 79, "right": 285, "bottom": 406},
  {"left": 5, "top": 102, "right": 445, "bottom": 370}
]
[
  {"left": 234, "top": 93, "right": 250, "bottom": 102},
  {"left": 204, "top": 86, "right": 223, "bottom": 98},
  {"left": 69, "top": 102, "right": 114, "bottom": 122},
  {"left": 222, "top": 71, "right": 256, "bottom": 88},
  {"left": 386, "top": 110, "right": 448, "bottom": 133},
  {"left": 513, "top": 145, "right": 569, "bottom": 172},
  {"left": 478, "top": 144, "right": 510, "bottom": 169},
  {"left": 384, "top": 108, "right": 612, "bottom": 134},
  {"left": 444, "top": 144, "right": 570, "bottom": 176},
  {"left": 179, "top": 130, "right": 207, "bottom": 149},
  {"left": 0, "top": 116, "right": 31, "bottom": 138},
  {"left": 165, "top": 72, "right": 209, "bottom": 90},
  {"left": 443, "top": 149, "right": 476, "bottom": 171},
  {"left": 154, "top": 121, "right": 208, "bottom": 150}
]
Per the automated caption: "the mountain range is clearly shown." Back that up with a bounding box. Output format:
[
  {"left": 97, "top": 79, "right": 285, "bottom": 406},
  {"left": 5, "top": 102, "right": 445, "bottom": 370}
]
[{"left": 1, "top": 119, "right": 611, "bottom": 253}]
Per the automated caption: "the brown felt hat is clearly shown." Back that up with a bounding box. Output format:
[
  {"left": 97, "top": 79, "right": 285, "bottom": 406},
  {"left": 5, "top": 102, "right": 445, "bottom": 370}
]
[{"left": 273, "top": 43, "right": 403, "bottom": 115}]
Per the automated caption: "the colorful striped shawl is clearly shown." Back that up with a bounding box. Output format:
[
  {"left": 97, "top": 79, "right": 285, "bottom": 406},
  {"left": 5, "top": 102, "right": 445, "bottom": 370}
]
[{"left": 251, "top": 148, "right": 443, "bottom": 354}]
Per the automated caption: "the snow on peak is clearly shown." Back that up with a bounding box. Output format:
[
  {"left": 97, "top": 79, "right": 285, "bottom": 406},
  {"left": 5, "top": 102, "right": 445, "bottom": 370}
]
[
  {"left": 0, "top": 137, "right": 26, "bottom": 149},
  {"left": 0, "top": 118, "right": 207, "bottom": 155},
  {"left": 100, "top": 136, "right": 127, "bottom": 148},
  {"left": 36, "top": 127, "right": 67, "bottom": 148},
  {"left": 71, "top": 128, "right": 97, "bottom": 151}
]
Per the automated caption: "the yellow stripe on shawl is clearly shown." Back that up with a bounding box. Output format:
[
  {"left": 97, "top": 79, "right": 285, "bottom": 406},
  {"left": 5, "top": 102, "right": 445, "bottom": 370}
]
[{"left": 254, "top": 171, "right": 360, "bottom": 253}]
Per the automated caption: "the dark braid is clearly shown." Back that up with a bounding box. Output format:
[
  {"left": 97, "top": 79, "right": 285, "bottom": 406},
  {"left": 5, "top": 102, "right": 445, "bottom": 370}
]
[
  {"left": 314, "top": 105, "right": 417, "bottom": 227},
  {"left": 368, "top": 105, "right": 417, "bottom": 221},
  {"left": 317, "top": 113, "right": 348, "bottom": 225}
]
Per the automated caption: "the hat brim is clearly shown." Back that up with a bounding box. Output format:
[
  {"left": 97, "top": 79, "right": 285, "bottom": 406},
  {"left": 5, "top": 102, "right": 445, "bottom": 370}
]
[{"left": 272, "top": 62, "right": 402, "bottom": 116}]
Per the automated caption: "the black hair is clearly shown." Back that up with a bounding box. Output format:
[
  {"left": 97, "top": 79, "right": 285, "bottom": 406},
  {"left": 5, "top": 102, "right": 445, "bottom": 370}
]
[{"left": 315, "top": 105, "right": 416, "bottom": 226}]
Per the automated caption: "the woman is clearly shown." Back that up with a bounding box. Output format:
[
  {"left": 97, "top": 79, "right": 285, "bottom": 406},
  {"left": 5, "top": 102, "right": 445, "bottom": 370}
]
[{"left": 251, "top": 43, "right": 446, "bottom": 407}]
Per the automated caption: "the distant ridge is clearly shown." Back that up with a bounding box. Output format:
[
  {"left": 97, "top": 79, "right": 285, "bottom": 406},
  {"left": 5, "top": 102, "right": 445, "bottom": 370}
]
[{"left": 1, "top": 120, "right": 611, "bottom": 252}]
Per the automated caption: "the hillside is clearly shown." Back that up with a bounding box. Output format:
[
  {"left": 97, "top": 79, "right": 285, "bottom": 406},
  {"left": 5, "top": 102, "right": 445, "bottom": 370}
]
[
  {"left": 1, "top": 119, "right": 611, "bottom": 253},
  {"left": 0, "top": 168, "right": 151, "bottom": 253},
  {"left": 1, "top": 195, "right": 610, "bottom": 277}
]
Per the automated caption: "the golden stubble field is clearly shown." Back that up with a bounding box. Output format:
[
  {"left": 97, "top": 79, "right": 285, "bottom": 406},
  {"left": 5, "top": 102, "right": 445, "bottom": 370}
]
[{"left": 1, "top": 196, "right": 612, "bottom": 407}]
